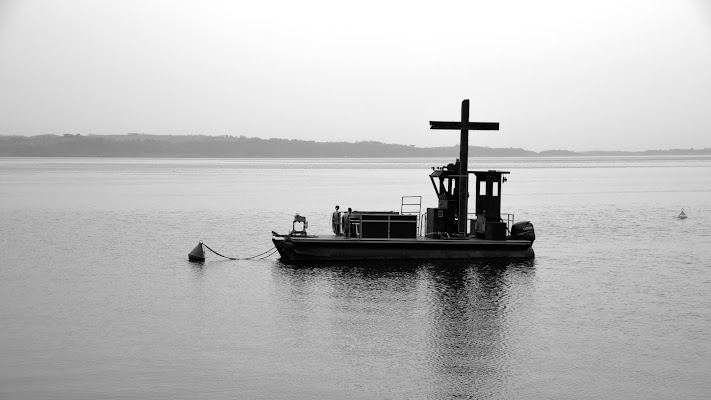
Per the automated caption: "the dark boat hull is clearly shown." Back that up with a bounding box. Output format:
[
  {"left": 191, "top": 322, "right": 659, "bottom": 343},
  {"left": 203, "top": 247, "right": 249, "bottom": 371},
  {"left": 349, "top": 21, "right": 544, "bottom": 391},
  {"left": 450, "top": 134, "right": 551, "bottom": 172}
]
[{"left": 272, "top": 235, "right": 534, "bottom": 262}]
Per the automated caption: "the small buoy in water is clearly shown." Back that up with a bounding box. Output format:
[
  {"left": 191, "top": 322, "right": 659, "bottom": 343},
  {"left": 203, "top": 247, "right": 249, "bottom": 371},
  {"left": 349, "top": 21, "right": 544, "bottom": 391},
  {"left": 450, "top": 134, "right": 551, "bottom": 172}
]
[
  {"left": 188, "top": 242, "right": 205, "bottom": 262},
  {"left": 678, "top": 209, "right": 687, "bottom": 219}
]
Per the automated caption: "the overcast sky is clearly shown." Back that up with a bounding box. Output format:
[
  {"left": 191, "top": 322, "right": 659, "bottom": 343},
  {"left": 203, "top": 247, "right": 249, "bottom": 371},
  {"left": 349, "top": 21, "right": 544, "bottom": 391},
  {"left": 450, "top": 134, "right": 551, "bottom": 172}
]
[{"left": 1, "top": 0, "right": 709, "bottom": 151}]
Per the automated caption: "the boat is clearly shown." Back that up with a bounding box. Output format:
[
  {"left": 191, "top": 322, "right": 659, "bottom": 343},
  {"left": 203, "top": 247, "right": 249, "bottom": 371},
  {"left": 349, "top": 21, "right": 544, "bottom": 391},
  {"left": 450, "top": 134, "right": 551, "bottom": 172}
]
[
  {"left": 678, "top": 209, "right": 687, "bottom": 219},
  {"left": 271, "top": 100, "right": 535, "bottom": 262}
]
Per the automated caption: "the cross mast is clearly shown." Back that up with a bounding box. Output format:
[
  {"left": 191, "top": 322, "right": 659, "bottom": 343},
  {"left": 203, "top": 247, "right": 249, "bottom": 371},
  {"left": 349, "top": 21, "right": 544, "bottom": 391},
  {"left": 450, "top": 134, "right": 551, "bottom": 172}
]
[{"left": 430, "top": 99, "right": 499, "bottom": 234}]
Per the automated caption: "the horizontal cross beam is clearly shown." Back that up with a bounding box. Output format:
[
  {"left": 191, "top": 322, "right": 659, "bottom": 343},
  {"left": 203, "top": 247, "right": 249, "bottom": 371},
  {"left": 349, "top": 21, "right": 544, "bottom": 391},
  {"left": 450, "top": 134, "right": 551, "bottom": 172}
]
[{"left": 429, "top": 121, "right": 499, "bottom": 131}]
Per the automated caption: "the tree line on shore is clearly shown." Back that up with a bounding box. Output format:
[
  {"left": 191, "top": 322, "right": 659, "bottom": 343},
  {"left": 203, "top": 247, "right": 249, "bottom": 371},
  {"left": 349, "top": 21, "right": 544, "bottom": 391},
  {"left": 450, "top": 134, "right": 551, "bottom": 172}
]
[{"left": 1, "top": 134, "right": 709, "bottom": 157}]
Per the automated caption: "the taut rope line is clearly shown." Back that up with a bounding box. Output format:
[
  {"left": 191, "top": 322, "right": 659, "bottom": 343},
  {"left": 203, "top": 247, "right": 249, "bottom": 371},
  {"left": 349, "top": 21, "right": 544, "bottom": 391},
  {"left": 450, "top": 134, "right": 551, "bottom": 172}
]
[{"left": 198, "top": 241, "right": 283, "bottom": 261}]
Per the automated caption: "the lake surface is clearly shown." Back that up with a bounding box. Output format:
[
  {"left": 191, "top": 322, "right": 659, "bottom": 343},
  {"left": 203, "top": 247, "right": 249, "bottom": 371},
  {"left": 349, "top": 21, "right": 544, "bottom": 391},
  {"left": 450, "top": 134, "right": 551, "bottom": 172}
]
[{"left": 1, "top": 156, "right": 710, "bottom": 399}]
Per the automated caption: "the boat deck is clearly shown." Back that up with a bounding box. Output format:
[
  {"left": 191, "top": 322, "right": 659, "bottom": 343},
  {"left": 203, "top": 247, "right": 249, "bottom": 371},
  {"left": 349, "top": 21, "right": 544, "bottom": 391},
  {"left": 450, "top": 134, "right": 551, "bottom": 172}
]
[
  {"left": 272, "top": 233, "right": 534, "bottom": 261},
  {"left": 277, "top": 233, "right": 530, "bottom": 243}
]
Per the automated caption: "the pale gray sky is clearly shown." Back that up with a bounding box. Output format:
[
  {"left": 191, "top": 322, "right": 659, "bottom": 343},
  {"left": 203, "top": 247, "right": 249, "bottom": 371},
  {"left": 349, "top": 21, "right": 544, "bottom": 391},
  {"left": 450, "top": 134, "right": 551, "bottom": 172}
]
[{"left": 1, "top": 0, "right": 709, "bottom": 151}]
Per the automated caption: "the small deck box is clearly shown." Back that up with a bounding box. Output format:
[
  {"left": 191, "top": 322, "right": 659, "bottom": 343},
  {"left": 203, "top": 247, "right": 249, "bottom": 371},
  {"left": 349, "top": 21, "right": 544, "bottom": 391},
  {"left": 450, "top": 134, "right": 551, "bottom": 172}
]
[
  {"left": 485, "top": 221, "right": 507, "bottom": 240},
  {"left": 360, "top": 213, "right": 418, "bottom": 239}
]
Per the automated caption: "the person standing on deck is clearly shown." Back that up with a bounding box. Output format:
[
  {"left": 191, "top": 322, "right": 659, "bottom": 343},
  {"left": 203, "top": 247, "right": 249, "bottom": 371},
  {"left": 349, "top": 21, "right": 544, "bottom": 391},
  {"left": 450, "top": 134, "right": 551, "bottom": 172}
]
[
  {"left": 342, "top": 208, "right": 350, "bottom": 238},
  {"left": 332, "top": 205, "right": 341, "bottom": 235},
  {"left": 347, "top": 207, "right": 357, "bottom": 237}
]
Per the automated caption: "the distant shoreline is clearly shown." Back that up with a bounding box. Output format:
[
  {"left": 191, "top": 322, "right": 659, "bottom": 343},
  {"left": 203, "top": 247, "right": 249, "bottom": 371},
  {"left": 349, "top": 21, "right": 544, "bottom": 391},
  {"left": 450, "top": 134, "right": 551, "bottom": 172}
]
[{"left": 1, "top": 134, "right": 710, "bottom": 157}]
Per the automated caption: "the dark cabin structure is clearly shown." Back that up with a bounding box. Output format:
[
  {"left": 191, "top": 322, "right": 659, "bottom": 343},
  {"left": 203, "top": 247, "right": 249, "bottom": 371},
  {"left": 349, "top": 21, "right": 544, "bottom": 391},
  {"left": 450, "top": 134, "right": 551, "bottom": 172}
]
[{"left": 426, "top": 163, "right": 510, "bottom": 240}]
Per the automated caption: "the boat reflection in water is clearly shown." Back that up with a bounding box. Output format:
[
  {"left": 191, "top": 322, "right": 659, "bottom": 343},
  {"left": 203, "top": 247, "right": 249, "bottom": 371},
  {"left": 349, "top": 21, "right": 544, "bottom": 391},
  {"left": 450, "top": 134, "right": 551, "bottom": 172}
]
[{"left": 270, "top": 259, "right": 536, "bottom": 398}]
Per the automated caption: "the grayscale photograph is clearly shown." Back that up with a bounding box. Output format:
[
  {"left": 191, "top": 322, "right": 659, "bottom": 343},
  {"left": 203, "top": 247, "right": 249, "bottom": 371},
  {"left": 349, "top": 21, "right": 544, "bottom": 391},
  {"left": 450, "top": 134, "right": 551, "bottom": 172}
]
[{"left": 1, "top": 1, "right": 710, "bottom": 399}]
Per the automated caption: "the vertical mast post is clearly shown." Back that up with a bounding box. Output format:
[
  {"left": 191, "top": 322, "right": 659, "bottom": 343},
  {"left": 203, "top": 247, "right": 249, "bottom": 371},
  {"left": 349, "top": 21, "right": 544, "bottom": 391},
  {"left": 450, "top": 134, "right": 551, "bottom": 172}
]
[
  {"left": 458, "top": 100, "right": 469, "bottom": 234},
  {"left": 429, "top": 100, "right": 499, "bottom": 235}
]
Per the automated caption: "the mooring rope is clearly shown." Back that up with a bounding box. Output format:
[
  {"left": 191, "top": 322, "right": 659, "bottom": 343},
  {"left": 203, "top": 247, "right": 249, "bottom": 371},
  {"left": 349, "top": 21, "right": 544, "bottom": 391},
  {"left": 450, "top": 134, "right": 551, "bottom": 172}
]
[
  {"left": 201, "top": 243, "right": 239, "bottom": 260},
  {"left": 255, "top": 247, "right": 279, "bottom": 260},
  {"left": 200, "top": 242, "right": 283, "bottom": 261},
  {"left": 242, "top": 246, "right": 279, "bottom": 260}
]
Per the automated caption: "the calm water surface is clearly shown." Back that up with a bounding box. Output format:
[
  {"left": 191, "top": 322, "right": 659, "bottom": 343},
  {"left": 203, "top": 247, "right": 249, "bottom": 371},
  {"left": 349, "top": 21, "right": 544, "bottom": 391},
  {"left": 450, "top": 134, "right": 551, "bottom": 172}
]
[{"left": 1, "top": 156, "right": 710, "bottom": 399}]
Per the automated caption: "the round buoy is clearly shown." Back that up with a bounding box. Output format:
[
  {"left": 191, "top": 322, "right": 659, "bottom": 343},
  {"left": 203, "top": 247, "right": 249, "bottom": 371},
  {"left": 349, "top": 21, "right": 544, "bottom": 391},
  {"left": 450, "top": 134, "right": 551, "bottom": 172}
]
[{"left": 188, "top": 242, "right": 205, "bottom": 262}]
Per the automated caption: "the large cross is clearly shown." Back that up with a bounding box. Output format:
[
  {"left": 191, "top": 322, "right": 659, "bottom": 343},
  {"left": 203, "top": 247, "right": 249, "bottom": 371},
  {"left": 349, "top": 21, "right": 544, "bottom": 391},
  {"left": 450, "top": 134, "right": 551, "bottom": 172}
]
[{"left": 430, "top": 99, "right": 499, "bottom": 234}]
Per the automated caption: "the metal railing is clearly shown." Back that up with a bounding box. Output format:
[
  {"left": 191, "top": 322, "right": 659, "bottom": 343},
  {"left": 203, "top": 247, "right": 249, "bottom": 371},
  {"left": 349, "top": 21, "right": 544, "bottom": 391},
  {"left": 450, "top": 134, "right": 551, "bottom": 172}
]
[
  {"left": 467, "top": 212, "right": 515, "bottom": 236},
  {"left": 401, "top": 196, "right": 422, "bottom": 235},
  {"left": 419, "top": 208, "right": 516, "bottom": 238},
  {"left": 501, "top": 213, "right": 515, "bottom": 235}
]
